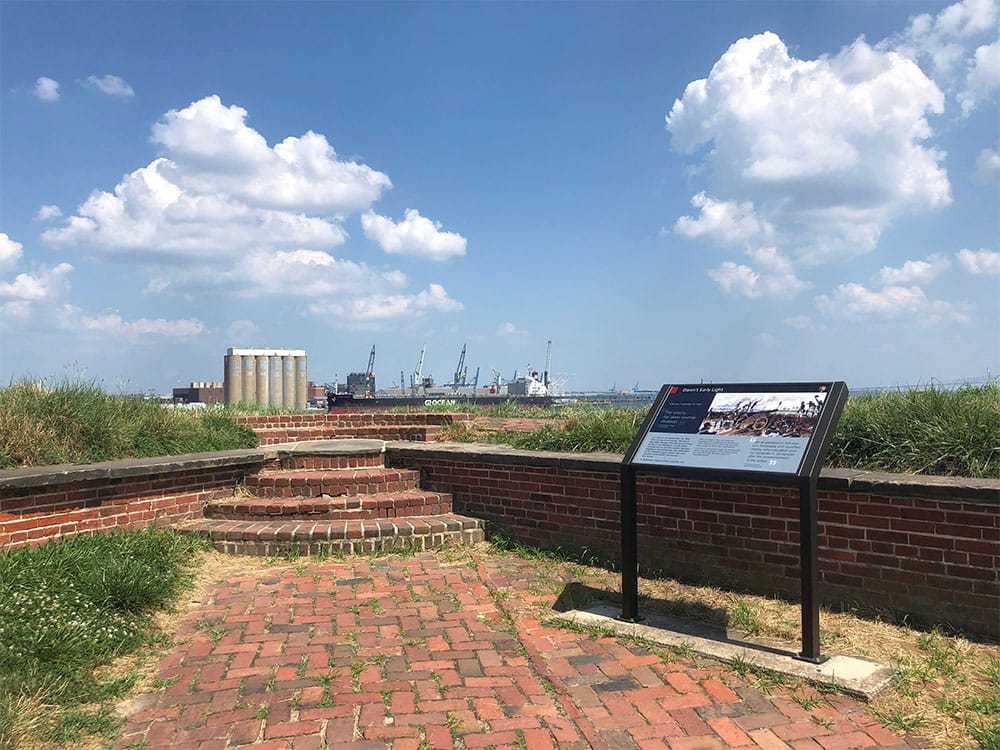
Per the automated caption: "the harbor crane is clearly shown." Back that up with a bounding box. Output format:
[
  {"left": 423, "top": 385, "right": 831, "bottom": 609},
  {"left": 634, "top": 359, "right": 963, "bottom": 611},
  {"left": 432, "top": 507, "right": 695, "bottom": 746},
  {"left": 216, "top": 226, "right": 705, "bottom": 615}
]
[
  {"left": 365, "top": 345, "right": 375, "bottom": 395},
  {"left": 410, "top": 345, "right": 425, "bottom": 395},
  {"left": 449, "top": 344, "right": 468, "bottom": 389},
  {"left": 543, "top": 340, "right": 552, "bottom": 388}
]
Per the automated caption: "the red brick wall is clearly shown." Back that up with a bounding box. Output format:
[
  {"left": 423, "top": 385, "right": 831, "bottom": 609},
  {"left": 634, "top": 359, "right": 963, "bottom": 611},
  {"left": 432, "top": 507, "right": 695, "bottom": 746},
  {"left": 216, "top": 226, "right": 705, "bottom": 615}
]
[
  {"left": 232, "top": 413, "right": 464, "bottom": 428},
  {"left": 234, "top": 413, "right": 468, "bottom": 445},
  {"left": 387, "top": 447, "right": 1000, "bottom": 638},
  {"left": 2, "top": 440, "right": 996, "bottom": 637},
  {"left": 0, "top": 463, "right": 252, "bottom": 551}
]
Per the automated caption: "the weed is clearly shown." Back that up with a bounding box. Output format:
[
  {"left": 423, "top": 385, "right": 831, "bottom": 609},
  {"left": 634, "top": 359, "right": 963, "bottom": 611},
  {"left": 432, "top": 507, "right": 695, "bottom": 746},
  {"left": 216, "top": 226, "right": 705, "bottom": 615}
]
[
  {"left": 873, "top": 707, "right": 926, "bottom": 733},
  {"left": 815, "top": 680, "right": 842, "bottom": 695},
  {"left": 917, "top": 630, "right": 965, "bottom": 677},
  {"left": 791, "top": 691, "right": 822, "bottom": 710},
  {"left": 984, "top": 657, "right": 1000, "bottom": 688},
  {"left": 297, "top": 654, "right": 309, "bottom": 679},
  {"left": 968, "top": 718, "right": 1000, "bottom": 750},
  {"left": 730, "top": 596, "right": 762, "bottom": 635},
  {"left": 47, "top": 705, "right": 123, "bottom": 744},
  {"left": 254, "top": 704, "right": 269, "bottom": 720},
  {"left": 728, "top": 653, "right": 756, "bottom": 677},
  {"left": 670, "top": 642, "right": 697, "bottom": 660},
  {"left": 813, "top": 715, "right": 834, "bottom": 729}
]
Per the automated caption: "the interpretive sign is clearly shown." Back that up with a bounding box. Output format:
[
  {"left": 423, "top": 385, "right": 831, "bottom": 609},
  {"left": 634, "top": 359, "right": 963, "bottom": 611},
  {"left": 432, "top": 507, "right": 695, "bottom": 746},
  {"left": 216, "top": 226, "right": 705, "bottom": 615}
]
[
  {"left": 619, "top": 381, "right": 848, "bottom": 662},
  {"left": 631, "top": 383, "right": 835, "bottom": 476}
]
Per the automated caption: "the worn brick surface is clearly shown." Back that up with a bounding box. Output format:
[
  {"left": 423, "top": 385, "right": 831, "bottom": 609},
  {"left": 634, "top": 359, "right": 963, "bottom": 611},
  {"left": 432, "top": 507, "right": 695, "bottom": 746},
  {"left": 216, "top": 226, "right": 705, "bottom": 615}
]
[{"left": 115, "top": 548, "right": 922, "bottom": 749}]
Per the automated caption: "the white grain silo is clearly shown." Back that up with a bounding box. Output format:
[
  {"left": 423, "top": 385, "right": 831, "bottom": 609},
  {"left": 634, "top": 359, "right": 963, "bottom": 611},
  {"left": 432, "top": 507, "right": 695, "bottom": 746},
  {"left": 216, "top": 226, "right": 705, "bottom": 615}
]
[
  {"left": 224, "top": 351, "right": 243, "bottom": 405},
  {"left": 295, "top": 354, "right": 308, "bottom": 409},
  {"left": 242, "top": 355, "right": 256, "bottom": 404},
  {"left": 255, "top": 354, "right": 269, "bottom": 405},
  {"left": 282, "top": 355, "right": 295, "bottom": 408}
]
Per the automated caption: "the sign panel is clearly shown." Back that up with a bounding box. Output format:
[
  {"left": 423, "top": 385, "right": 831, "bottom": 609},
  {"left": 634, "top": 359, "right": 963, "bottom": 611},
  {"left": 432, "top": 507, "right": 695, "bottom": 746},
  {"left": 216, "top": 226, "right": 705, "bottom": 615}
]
[{"left": 632, "top": 383, "right": 834, "bottom": 475}]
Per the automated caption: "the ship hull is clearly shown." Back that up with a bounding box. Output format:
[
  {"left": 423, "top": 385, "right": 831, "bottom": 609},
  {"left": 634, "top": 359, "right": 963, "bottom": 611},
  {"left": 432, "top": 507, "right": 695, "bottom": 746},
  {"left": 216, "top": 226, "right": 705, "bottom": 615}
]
[{"left": 327, "top": 393, "right": 554, "bottom": 411}]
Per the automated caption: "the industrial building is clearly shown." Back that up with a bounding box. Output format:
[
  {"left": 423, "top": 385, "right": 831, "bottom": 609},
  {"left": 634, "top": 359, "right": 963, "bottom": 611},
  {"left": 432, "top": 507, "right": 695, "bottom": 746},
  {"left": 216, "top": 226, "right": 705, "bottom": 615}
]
[
  {"left": 223, "top": 348, "right": 308, "bottom": 408},
  {"left": 172, "top": 382, "right": 223, "bottom": 405}
]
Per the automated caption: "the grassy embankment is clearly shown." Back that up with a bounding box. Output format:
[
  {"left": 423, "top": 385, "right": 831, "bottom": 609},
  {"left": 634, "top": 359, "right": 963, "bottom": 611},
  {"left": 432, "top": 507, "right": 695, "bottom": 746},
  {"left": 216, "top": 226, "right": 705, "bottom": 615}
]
[
  {"left": 0, "top": 377, "right": 996, "bottom": 477},
  {"left": 437, "top": 380, "right": 1000, "bottom": 479},
  {"left": 0, "top": 377, "right": 257, "bottom": 469},
  {"left": 0, "top": 529, "right": 208, "bottom": 748}
]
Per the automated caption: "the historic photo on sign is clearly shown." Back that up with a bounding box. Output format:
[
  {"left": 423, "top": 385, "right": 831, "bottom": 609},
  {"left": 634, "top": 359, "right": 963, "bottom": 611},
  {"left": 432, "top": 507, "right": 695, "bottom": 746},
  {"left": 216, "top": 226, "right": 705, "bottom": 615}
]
[{"left": 697, "top": 390, "right": 827, "bottom": 438}]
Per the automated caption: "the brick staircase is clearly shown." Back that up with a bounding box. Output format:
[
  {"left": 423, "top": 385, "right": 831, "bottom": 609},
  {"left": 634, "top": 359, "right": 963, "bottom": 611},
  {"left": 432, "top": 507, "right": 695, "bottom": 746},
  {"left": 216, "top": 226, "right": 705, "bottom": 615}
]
[{"left": 182, "top": 439, "right": 485, "bottom": 556}]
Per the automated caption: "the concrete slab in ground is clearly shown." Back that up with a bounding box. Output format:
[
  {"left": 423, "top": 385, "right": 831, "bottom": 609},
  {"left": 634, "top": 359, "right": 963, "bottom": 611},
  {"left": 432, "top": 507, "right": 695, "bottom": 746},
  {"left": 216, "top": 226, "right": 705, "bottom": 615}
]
[{"left": 556, "top": 602, "right": 894, "bottom": 702}]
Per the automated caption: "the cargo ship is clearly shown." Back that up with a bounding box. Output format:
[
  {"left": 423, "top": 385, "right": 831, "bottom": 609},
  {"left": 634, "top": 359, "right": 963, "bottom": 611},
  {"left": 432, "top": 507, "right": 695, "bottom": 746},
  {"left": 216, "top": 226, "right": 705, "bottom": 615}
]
[{"left": 326, "top": 343, "right": 558, "bottom": 411}]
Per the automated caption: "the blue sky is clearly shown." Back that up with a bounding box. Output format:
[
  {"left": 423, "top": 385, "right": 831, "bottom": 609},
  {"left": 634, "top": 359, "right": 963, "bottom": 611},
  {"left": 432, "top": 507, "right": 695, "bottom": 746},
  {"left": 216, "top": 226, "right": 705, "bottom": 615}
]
[{"left": 2, "top": 1, "right": 998, "bottom": 395}]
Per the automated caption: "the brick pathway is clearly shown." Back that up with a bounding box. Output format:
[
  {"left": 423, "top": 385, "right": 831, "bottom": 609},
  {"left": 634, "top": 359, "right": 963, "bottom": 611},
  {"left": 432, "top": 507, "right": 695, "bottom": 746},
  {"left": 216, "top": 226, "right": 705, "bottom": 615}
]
[{"left": 116, "top": 548, "right": 921, "bottom": 749}]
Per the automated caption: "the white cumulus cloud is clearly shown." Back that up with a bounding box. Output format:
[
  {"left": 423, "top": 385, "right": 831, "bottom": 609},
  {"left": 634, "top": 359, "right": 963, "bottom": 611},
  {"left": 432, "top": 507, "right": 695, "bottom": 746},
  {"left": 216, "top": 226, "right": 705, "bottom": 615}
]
[
  {"left": 37, "top": 95, "right": 465, "bottom": 328},
  {"left": 958, "top": 39, "right": 1000, "bottom": 115},
  {"left": 672, "top": 192, "right": 773, "bottom": 245},
  {"left": 878, "top": 254, "right": 951, "bottom": 284},
  {"left": 496, "top": 321, "right": 527, "bottom": 337},
  {"left": 956, "top": 248, "right": 1000, "bottom": 274},
  {"left": 308, "top": 283, "right": 462, "bottom": 322},
  {"left": 707, "top": 247, "right": 809, "bottom": 299},
  {"left": 85, "top": 74, "right": 135, "bottom": 98},
  {"left": 0, "top": 233, "right": 24, "bottom": 270},
  {"left": 226, "top": 319, "right": 259, "bottom": 343},
  {"left": 889, "top": 0, "right": 999, "bottom": 114},
  {"left": 43, "top": 95, "right": 392, "bottom": 256},
  {"left": 144, "top": 249, "right": 408, "bottom": 300},
  {"left": 667, "top": 32, "right": 949, "bottom": 263},
  {"left": 34, "top": 205, "right": 62, "bottom": 222},
  {"left": 815, "top": 283, "right": 970, "bottom": 324},
  {"left": 361, "top": 209, "right": 467, "bottom": 260},
  {"left": 0, "top": 262, "right": 73, "bottom": 301},
  {"left": 56, "top": 305, "right": 204, "bottom": 337},
  {"left": 893, "top": 0, "right": 998, "bottom": 76},
  {"left": 974, "top": 146, "right": 1000, "bottom": 183},
  {"left": 34, "top": 77, "right": 60, "bottom": 102},
  {"left": 150, "top": 96, "right": 391, "bottom": 213}
]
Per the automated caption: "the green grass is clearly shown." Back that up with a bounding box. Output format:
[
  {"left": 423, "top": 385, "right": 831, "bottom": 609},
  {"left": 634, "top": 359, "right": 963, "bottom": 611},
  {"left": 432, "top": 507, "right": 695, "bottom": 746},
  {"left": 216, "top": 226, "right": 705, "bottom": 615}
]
[
  {"left": 2, "top": 375, "right": 996, "bottom": 477},
  {"left": 825, "top": 380, "right": 999, "bottom": 478},
  {"left": 440, "top": 381, "right": 1000, "bottom": 478},
  {"left": 0, "top": 528, "right": 208, "bottom": 748},
  {"left": 0, "top": 374, "right": 258, "bottom": 468}
]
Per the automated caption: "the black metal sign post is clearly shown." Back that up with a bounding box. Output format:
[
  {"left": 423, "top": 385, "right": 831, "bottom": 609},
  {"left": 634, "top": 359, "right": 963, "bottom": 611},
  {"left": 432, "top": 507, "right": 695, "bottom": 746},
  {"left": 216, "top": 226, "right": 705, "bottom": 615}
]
[{"left": 619, "top": 381, "right": 847, "bottom": 662}]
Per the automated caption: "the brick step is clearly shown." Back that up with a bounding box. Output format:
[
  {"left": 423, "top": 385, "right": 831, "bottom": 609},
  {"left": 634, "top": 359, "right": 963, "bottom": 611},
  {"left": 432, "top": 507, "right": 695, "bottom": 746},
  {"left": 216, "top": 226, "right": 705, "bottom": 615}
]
[
  {"left": 253, "top": 425, "right": 444, "bottom": 446},
  {"left": 246, "top": 467, "right": 421, "bottom": 498},
  {"left": 276, "top": 452, "right": 385, "bottom": 471},
  {"left": 204, "top": 490, "right": 453, "bottom": 521},
  {"left": 181, "top": 514, "right": 485, "bottom": 556}
]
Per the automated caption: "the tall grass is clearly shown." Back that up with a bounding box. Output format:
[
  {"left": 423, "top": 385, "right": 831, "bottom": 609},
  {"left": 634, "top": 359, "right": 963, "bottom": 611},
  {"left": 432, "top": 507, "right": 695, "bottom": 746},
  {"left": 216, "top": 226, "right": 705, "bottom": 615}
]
[
  {"left": 505, "top": 406, "right": 647, "bottom": 453},
  {"left": 440, "top": 383, "right": 999, "bottom": 478},
  {"left": 825, "top": 380, "right": 1000, "bottom": 478},
  {"left": 0, "top": 529, "right": 208, "bottom": 748},
  {"left": 0, "top": 376, "right": 257, "bottom": 468}
]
